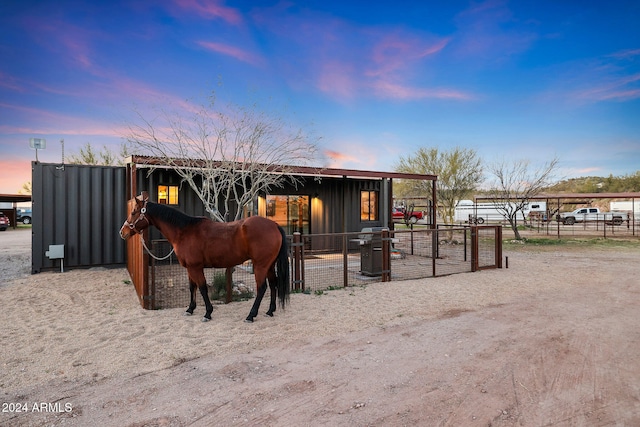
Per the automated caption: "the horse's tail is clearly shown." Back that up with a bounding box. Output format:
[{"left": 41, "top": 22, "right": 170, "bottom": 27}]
[{"left": 276, "top": 226, "right": 290, "bottom": 309}]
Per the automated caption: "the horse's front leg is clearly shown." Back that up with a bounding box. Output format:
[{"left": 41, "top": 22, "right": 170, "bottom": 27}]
[
  {"left": 185, "top": 268, "right": 212, "bottom": 322},
  {"left": 199, "top": 283, "right": 213, "bottom": 322},
  {"left": 246, "top": 282, "right": 267, "bottom": 323},
  {"left": 185, "top": 280, "right": 197, "bottom": 316}
]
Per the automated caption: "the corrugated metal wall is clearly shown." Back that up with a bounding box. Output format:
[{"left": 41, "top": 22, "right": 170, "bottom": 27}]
[
  {"left": 32, "top": 162, "right": 127, "bottom": 273},
  {"left": 261, "top": 176, "right": 387, "bottom": 234},
  {"left": 31, "top": 161, "right": 392, "bottom": 275},
  {"left": 133, "top": 168, "right": 389, "bottom": 237}
]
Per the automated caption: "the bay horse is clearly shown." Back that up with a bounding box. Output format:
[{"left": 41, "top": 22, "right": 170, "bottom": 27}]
[{"left": 119, "top": 192, "right": 290, "bottom": 323}]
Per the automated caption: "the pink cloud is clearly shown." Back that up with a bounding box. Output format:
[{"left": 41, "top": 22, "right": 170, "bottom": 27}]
[
  {"left": 323, "top": 143, "right": 382, "bottom": 170},
  {"left": 452, "top": 0, "right": 536, "bottom": 62},
  {"left": 58, "top": 30, "right": 94, "bottom": 69},
  {"left": 325, "top": 150, "right": 357, "bottom": 163},
  {"left": 609, "top": 49, "right": 640, "bottom": 59},
  {"left": 0, "top": 102, "right": 123, "bottom": 137},
  {"left": 170, "top": 0, "right": 242, "bottom": 25},
  {"left": 573, "top": 73, "right": 640, "bottom": 102},
  {"left": 0, "top": 72, "right": 26, "bottom": 93},
  {"left": 316, "top": 62, "right": 357, "bottom": 100},
  {"left": 368, "top": 35, "right": 449, "bottom": 78},
  {"left": 197, "top": 41, "right": 263, "bottom": 66},
  {"left": 312, "top": 33, "right": 469, "bottom": 102},
  {"left": 371, "top": 81, "right": 474, "bottom": 101},
  {"left": 576, "top": 167, "right": 603, "bottom": 174},
  {"left": 25, "top": 15, "right": 97, "bottom": 71},
  {"left": 249, "top": 4, "right": 469, "bottom": 103}
]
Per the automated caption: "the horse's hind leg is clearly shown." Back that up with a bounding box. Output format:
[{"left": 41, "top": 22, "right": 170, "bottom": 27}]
[
  {"left": 246, "top": 282, "right": 267, "bottom": 323},
  {"left": 266, "top": 269, "right": 277, "bottom": 317},
  {"left": 185, "top": 280, "right": 197, "bottom": 316}
]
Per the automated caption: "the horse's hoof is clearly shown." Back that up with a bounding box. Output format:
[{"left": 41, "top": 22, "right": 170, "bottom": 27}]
[
  {"left": 201, "top": 317, "right": 211, "bottom": 322},
  {"left": 244, "top": 318, "right": 254, "bottom": 323},
  {"left": 265, "top": 312, "right": 274, "bottom": 317},
  {"left": 184, "top": 312, "right": 193, "bottom": 316}
]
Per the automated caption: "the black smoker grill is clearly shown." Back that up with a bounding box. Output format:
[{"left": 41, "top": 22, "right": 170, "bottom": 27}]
[{"left": 358, "top": 227, "right": 386, "bottom": 276}]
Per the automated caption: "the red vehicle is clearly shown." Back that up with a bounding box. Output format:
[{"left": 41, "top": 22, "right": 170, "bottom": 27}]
[
  {"left": 392, "top": 206, "right": 424, "bottom": 224},
  {"left": 0, "top": 213, "right": 10, "bottom": 231}
]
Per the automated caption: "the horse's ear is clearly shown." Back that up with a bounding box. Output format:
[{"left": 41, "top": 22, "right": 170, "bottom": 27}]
[{"left": 136, "top": 191, "right": 149, "bottom": 202}]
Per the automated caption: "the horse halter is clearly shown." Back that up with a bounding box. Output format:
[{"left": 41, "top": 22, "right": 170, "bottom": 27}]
[{"left": 125, "top": 200, "right": 150, "bottom": 233}]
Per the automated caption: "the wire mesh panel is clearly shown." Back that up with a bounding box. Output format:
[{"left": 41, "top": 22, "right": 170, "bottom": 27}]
[
  {"left": 472, "top": 226, "right": 502, "bottom": 270},
  {"left": 298, "top": 232, "right": 384, "bottom": 293},
  {"left": 501, "top": 215, "right": 639, "bottom": 239},
  {"left": 150, "top": 239, "right": 256, "bottom": 309},
  {"left": 434, "top": 227, "right": 474, "bottom": 276},
  {"left": 389, "top": 228, "right": 435, "bottom": 281},
  {"left": 390, "top": 227, "right": 473, "bottom": 279},
  {"left": 147, "top": 227, "right": 502, "bottom": 308}
]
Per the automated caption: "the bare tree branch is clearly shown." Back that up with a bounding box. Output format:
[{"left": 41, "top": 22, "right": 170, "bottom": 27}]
[
  {"left": 126, "top": 96, "right": 320, "bottom": 221},
  {"left": 485, "top": 156, "right": 560, "bottom": 239}
]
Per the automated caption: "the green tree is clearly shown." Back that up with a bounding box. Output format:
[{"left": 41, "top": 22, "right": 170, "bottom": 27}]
[
  {"left": 19, "top": 181, "right": 32, "bottom": 195},
  {"left": 66, "top": 142, "right": 130, "bottom": 165},
  {"left": 395, "top": 147, "right": 483, "bottom": 225}
]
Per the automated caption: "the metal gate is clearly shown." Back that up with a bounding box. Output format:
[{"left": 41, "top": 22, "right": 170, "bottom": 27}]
[{"left": 471, "top": 225, "right": 503, "bottom": 271}]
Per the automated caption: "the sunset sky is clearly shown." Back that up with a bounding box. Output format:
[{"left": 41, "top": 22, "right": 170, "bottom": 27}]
[{"left": 1, "top": 0, "right": 639, "bottom": 193}]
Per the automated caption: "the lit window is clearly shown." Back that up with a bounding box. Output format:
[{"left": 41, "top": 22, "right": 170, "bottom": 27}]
[
  {"left": 158, "top": 185, "right": 178, "bottom": 205},
  {"left": 265, "top": 195, "right": 310, "bottom": 235},
  {"left": 361, "top": 190, "right": 378, "bottom": 221}
]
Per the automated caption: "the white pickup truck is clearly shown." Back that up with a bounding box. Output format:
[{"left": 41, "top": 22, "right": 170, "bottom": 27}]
[{"left": 556, "top": 207, "right": 625, "bottom": 225}]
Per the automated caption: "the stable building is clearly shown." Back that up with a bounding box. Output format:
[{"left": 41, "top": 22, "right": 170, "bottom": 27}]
[{"left": 31, "top": 156, "right": 437, "bottom": 273}]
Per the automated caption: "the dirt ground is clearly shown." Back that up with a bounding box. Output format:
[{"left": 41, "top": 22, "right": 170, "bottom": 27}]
[{"left": 1, "top": 227, "right": 639, "bottom": 426}]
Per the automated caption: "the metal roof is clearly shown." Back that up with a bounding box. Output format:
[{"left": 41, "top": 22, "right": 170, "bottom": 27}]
[
  {"left": 0, "top": 194, "right": 32, "bottom": 203},
  {"left": 129, "top": 155, "right": 437, "bottom": 181},
  {"left": 475, "top": 192, "right": 640, "bottom": 201}
]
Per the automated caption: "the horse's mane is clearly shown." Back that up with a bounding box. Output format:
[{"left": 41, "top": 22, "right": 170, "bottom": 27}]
[{"left": 146, "top": 202, "right": 206, "bottom": 229}]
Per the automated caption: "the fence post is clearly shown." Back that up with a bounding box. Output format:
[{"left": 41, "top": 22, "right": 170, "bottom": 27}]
[
  {"left": 382, "top": 229, "right": 390, "bottom": 282},
  {"left": 342, "top": 233, "right": 349, "bottom": 287},
  {"left": 432, "top": 228, "right": 437, "bottom": 277},
  {"left": 225, "top": 267, "right": 233, "bottom": 304},
  {"left": 410, "top": 224, "right": 415, "bottom": 255},
  {"left": 293, "top": 232, "right": 302, "bottom": 291},
  {"left": 142, "top": 228, "right": 153, "bottom": 309},
  {"left": 463, "top": 226, "right": 468, "bottom": 262},
  {"left": 471, "top": 226, "right": 478, "bottom": 272},
  {"left": 495, "top": 226, "right": 503, "bottom": 268}
]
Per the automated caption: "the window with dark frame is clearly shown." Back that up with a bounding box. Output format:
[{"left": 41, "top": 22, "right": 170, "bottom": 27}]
[
  {"left": 157, "top": 185, "right": 179, "bottom": 205},
  {"left": 360, "top": 190, "right": 378, "bottom": 221}
]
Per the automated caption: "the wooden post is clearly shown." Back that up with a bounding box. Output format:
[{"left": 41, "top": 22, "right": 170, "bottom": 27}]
[
  {"left": 432, "top": 229, "right": 437, "bottom": 277},
  {"left": 225, "top": 267, "right": 233, "bottom": 304},
  {"left": 293, "top": 232, "right": 302, "bottom": 291},
  {"left": 382, "top": 228, "right": 390, "bottom": 282},
  {"left": 342, "top": 233, "right": 349, "bottom": 287}
]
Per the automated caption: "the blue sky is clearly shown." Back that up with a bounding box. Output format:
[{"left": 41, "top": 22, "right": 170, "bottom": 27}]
[{"left": 1, "top": 0, "right": 639, "bottom": 193}]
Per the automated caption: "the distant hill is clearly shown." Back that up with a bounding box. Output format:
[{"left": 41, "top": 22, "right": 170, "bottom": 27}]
[{"left": 546, "top": 171, "right": 640, "bottom": 193}]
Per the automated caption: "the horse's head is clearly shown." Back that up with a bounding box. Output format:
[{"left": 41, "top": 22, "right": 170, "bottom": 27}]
[{"left": 119, "top": 192, "right": 150, "bottom": 240}]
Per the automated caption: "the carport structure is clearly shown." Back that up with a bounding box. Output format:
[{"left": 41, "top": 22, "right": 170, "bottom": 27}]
[
  {"left": 0, "top": 194, "right": 32, "bottom": 230},
  {"left": 475, "top": 192, "right": 640, "bottom": 238}
]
